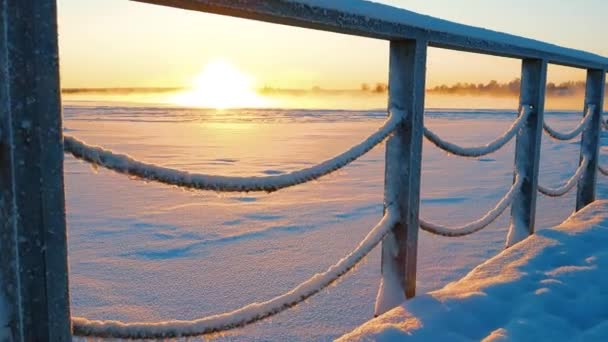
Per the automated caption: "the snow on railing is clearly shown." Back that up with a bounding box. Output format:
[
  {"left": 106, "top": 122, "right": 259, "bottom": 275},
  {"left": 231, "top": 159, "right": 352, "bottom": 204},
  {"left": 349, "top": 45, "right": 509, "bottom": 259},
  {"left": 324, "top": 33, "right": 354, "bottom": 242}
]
[
  {"left": 72, "top": 206, "right": 399, "bottom": 339},
  {"left": 537, "top": 158, "right": 589, "bottom": 197},
  {"left": 543, "top": 106, "right": 595, "bottom": 141},
  {"left": 423, "top": 106, "right": 530, "bottom": 157},
  {"left": 64, "top": 111, "right": 402, "bottom": 193}
]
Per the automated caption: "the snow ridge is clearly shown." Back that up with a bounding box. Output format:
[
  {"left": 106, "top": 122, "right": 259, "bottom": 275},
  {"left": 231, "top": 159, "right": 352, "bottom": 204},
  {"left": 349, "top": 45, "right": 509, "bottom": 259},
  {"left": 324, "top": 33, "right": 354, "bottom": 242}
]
[
  {"left": 64, "top": 111, "right": 402, "bottom": 193},
  {"left": 423, "top": 106, "right": 530, "bottom": 157},
  {"left": 339, "top": 201, "right": 608, "bottom": 342},
  {"left": 72, "top": 206, "right": 399, "bottom": 339},
  {"left": 419, "top": 174, "right": 522, "bottom": 237},
  {"left": 538, "top": 158, "right": 588, "bottom": 197},
  {"left": 543, "top": 106, "right": 595, "bottom": 141}
]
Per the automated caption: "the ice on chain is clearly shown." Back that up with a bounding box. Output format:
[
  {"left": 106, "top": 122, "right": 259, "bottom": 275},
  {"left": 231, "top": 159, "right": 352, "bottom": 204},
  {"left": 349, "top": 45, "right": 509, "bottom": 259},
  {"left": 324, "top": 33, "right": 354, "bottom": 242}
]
[
  {"left": 543, "top": 105, "right": 595, "bottom": 141},
  {"left": 423, "top": 106, "right": 530, "bottom": 157},
  {"left": 538, "top": 158, "right": 588, "bottom": 197},
  {"left": 419, "top": 175, "right": 522, "bottom": 237},
  {"left": 72, "top": 206, "right": 399, "bottom": 339},
  {"left": 64, "top": 112, "right": 402, "bottom": 193},
  {"left": 599, "top": 164, "right": 608, "bottom": 176}
]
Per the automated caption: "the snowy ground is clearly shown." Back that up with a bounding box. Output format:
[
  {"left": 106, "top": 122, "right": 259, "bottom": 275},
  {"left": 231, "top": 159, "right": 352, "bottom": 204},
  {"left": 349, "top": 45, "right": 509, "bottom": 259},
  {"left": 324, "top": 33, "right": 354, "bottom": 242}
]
[
  {"left": 64, "top": 103, "right": 608, "bottom": 341},
  {"left": 340, "top": 200, "right": 608, "bottom": 342}
]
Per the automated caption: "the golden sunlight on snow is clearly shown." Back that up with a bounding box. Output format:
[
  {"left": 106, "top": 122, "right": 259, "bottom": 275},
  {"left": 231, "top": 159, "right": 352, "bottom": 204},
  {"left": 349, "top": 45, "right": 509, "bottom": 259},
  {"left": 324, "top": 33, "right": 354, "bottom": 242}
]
[{"left": 172, "top": 60, "right": 268, "bottom": 109}]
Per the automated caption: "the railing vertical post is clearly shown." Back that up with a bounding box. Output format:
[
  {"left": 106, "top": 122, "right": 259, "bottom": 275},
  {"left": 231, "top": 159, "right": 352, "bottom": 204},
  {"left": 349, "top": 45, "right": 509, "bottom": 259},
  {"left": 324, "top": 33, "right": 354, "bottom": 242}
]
[
  {"left": 576, "top": 69, "right": 606, "bottom": 211},
  {"left": 0, "top": 1, "right": 72, "bottom": 341},
  {"left": 375, "top": 39, "right": 426, "bottom": 316},
  {"left": 506, "top": 59, "right": 547, "bottom": 247}
]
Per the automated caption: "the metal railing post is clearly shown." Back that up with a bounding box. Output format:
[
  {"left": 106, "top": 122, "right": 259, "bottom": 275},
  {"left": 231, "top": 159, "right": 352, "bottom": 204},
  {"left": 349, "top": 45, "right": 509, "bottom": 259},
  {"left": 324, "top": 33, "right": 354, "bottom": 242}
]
[
  {"left": 375, "top": 39, "right": 426, "bottom": 316},
  {"left": 0, "top": 1, "right": 72, "bottom": 340},
  {"left": 576, "top": 69, "right": 606, "bottom": 211},
  {"left": 506, "top": 59, "right": 547, "bottom": 247}
]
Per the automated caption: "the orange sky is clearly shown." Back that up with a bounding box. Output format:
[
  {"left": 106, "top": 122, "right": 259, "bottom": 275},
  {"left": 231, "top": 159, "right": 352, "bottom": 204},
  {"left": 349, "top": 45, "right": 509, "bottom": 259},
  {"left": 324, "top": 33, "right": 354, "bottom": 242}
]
[{"left": 57, "top": 0, "right": 605, "bottom": 90}]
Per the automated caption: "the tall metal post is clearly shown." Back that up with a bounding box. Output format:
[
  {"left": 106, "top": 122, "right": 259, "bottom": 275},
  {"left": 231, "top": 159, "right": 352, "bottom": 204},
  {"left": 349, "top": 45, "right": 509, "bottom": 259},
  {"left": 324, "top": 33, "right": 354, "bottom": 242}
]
[
  {"left": 0, "top": 1, "right": 72, "bottom": 340},
  {"left": 375, "top": 39, "right": 426, "bottom": 315},
  {"left": 506, "top": 59, "right": 547, "bottom": 247},
  {"left": 576, "top": 69, "right": 606, "bottom": 211}
]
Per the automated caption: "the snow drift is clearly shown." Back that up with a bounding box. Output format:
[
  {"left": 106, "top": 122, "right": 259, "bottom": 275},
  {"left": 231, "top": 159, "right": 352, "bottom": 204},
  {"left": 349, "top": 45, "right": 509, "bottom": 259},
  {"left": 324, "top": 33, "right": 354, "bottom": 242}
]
[{"left": 340, "top": 200, "right": 608, "bottom": 341}]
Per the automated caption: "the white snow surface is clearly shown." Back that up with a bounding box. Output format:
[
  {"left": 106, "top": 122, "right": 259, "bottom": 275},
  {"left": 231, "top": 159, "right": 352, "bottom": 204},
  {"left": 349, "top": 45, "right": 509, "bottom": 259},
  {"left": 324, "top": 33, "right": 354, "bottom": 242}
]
[
  {"left": 340, "top": 200, "right": 608, "bottom": 342},
  {"left": 73, "top": 207, "right": 397, "bottom": 338},
  {"left": 64, "top": 104, "right": 608, "bottom": 341}
]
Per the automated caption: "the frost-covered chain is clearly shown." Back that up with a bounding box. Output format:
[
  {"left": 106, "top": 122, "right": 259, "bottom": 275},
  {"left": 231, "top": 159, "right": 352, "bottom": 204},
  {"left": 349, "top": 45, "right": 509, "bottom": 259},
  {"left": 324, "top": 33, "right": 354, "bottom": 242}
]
[
  {"left": 537, "top": 158, "right": 588, "bottom": 197},
  {"left": 64, "top": 112, "right": 402, "bottom": 193},
  {"left": 543, "top": 105, "right": 595, "bottom": 141},
  {"left": 72, "top": 206, "right": 399, "bottom": 339},
  {"left": 423, "top": 106, "right": 530, "bottom": 157},
  {"left": 419, "top": 174, "right": 522, "bottom": 237}
]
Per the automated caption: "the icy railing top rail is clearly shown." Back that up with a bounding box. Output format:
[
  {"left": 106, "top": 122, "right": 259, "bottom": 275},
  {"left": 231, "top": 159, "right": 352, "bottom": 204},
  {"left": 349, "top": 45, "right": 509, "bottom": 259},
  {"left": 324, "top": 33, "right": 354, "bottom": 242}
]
[{"left": 134, "top": 0, "right": 608, "bottom": 70}]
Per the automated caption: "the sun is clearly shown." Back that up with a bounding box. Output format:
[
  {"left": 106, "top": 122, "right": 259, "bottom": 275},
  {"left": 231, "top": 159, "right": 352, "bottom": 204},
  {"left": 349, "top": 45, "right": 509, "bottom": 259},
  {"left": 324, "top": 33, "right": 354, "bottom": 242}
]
[{"left": 173, "top": 60, "right": 267, "bottom": 109}]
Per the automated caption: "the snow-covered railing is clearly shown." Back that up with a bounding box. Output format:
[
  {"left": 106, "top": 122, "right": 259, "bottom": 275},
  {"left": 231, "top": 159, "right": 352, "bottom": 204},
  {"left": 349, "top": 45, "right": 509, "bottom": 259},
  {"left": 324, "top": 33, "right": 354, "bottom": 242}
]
[{"left": 2, "top": 1, "right": 607, "bottom": 341}]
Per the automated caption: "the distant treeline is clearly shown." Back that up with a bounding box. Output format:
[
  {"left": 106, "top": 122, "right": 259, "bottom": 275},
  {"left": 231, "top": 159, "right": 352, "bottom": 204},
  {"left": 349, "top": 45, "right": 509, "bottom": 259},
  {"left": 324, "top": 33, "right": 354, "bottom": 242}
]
[
  {"left": 321, "top": 80, "right": 606, "bottom": 97},
  {"left": 359, "top": 79, "right": 607, "bottom": 97},
  {"left": 62, "top": 80, "right": 608, "bottom": 97},
  {"left": 426, "top": 79, "right": 598, "bottom": 97}
]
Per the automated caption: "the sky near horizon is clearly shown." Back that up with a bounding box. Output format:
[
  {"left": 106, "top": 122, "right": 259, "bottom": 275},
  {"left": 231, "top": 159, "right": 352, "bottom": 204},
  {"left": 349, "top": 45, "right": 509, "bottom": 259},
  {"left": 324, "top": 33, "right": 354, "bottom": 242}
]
[{"left": 57, "top": 0, "right": 607, "bottom": 90}]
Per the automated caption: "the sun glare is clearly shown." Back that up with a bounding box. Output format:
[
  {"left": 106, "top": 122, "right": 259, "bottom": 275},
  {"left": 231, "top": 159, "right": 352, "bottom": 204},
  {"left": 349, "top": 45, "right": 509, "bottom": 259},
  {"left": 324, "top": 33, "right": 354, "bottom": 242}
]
[{"left": 173, "top": 60, "right": 267, "bottom": 109}]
